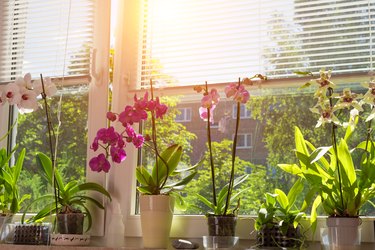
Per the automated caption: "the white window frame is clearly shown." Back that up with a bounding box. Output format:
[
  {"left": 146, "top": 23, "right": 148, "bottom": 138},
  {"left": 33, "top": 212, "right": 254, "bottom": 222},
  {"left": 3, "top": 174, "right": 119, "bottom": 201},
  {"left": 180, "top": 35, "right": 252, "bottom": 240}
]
[
  {"left": 109, "top": 0, "right": 375, "bottom": 242},
  {"left": 0, "top": 0, "right": 110, "bottom": 237},
  {"left": 84, "top": 0, "right": 111, "bottom": 236},
  {"left": 236, "top": 133, "right": 252, "bottom": 149},
  {"left": 175, "top": 107, "right": 192, "bottom": 122},
  {"left": 232, "top": 103, "right": 251, "bottom": 119}
]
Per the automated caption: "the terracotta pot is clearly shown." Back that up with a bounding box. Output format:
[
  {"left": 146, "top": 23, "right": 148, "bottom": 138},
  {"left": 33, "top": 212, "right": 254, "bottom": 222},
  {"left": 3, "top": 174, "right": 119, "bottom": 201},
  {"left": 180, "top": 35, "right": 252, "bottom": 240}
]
[
  {"left": 207, "top": 215, "right": 237, "bottom": 236},
  {"left": 57, "top": 213, "right": 84, "bottom": 234},
  {"left": 139, "top": 195, "right": 174, "bottom": 248},
  {"left": 325, "top": 217, "right": 361, "bottom": 247}
]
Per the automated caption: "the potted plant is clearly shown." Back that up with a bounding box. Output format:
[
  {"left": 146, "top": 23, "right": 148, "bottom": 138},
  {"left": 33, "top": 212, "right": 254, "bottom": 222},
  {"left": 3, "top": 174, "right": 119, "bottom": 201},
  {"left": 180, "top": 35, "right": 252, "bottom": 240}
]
[
  {"left": 278, "top": 70, "right": 375, "bottom": 247},
  {"left": 0, "top": 145, "right": 30, "bottom": 237},
  {"left": 193, "top": 74, "right": 266, "bottom": 246},
  {"left": 254, "top": 178, "right": 308, "bottom": 249},
  {"left": 89, "top": 80, "right": 197, "bottom": 248},
  {"left": 21, "top": 152, "right": 112, "bottom": 235}
]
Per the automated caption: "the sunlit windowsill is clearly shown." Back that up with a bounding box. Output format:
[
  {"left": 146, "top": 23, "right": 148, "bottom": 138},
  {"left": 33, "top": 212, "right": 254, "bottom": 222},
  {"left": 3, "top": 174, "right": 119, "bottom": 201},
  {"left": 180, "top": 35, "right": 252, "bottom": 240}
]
[{"left": 0, "top": 237, "right": 374, "bottom": 249}]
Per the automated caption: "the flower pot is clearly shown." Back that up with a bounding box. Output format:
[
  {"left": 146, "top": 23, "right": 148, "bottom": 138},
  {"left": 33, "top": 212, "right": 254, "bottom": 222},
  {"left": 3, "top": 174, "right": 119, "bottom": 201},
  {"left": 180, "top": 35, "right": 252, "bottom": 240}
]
[
  {"left": 207, "top": 215, "right": 237, "bottom": 236},
  {"left": 256, "top": 224, "right": 303, "bottom": 248},
  {"left": 57, "top": 213, "right": 84, "bottom": 234},
  {"left": 139, "top": 195, "right": 174, "bottom": 249},
  {"left": 322, "top": 217, "right": 361, "bottom": 248},
  {"left": 0, "top": 214, "right": 13, "bottom": 242},
  {"left": 204, "top": 215, "right": 238, "bottom": 249}
]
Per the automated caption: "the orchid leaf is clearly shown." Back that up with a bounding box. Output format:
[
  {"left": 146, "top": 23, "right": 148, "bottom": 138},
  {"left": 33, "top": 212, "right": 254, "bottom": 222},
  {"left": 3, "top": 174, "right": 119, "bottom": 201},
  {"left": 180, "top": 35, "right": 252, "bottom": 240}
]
[
  {"left": 152, "top": 144, "right": 182, "bottom": 185},
  {"left": 338, "top": 139, "right": 356, "bottom": 185},
  {"left": 275, "top": 189, "right": 288, "bottom": 210},
  {"left": 287, "top": 178, "right": 304, "bottom": 208}
]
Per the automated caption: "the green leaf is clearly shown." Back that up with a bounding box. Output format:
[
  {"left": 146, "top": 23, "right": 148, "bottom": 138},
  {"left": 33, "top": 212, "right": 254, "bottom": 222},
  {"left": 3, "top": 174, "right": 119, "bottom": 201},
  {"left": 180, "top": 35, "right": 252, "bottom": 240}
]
[
  {"left": 287, "top": 178, "right": 304, "bottom": 208},
  {"left": 338, "top": 139, "right": 356, "bottom": 185},
  {"left": 310, "top": 146, "right": 331, "bottom": 164},
  {"left": 310, "top": 196, "right": 321, "bottom": 234},
  {"left": 12, "top": 148, "right": 25, "bottom": 186},
  {"left": 36, "top": 152, "right": 64, "bottom": 190},
  {"left": 152, "top": 144, "right": 182, "bottom": 186},
  {"left": 73, "top": 182, "right": 112, "bottom": 201},
  {"left": 196, "top": 193, "right": 215, "bottom": 211},
  {"left": 164, "top": 171, "right": 196, "bottom": 189},
  {"left": 275, "top": 189, "right": 289, "bottom": 210},
  {"left": 278, "top": 164, "right": 302, "bottom": 176}
]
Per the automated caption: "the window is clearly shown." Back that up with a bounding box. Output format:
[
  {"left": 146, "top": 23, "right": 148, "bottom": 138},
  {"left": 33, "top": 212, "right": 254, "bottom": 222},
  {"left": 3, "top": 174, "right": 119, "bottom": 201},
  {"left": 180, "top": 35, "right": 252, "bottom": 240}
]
[
  {"left": 233, "top": 104, "right": 251, "bottom": 119},
  {"left": 175, "top": 107, "right": 192, "bottom": 122},
  {"left": 113, "top": 0, "right": 375, "bottom": 240},
  {"left": 236, "top": 133, "right": 252, "bottom": 149},
  {"left": 0, "top": 0, "right": 111, "bottom": 236}
]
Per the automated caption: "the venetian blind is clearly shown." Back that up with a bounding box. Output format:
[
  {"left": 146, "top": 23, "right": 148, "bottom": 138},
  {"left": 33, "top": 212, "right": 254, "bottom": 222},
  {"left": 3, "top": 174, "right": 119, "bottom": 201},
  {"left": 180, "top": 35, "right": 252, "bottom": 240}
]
[
  {"left": 0, "top": 0, "right": 94, "bottom": 84},
  {"left": 140, "top": 0, "right": 374, "bottom": 87}
]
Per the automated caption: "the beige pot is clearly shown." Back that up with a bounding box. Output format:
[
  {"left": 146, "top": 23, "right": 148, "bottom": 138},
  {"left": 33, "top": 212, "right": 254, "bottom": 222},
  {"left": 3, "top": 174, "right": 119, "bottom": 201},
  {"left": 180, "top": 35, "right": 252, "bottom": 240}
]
[
  {"left": 325, "top": 217, "right": 361, "bottom": 248},
  {"left": 139, "top": 195, "right": 174, "bottom": 249}
]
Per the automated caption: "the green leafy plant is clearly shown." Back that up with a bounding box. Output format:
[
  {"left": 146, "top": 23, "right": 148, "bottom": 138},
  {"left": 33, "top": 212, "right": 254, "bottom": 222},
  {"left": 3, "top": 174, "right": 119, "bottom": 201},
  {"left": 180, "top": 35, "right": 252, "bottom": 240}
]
[
  {"left": 22, "top": 153, "right": 112, "bottom": 231},
  {"left": 196, "top": 175, "right": 248, "bottom": 215},
  {"left": 136, "top": 143, "right": 197, "bottom": 208},
  {"left": 278, "top": 70, "right": 375, "bottom": 231},
  {"left": 255, "top": 178, "right": 308, "bottom": 234},
  {"left": 254, "top": 178, "right": 309, "bottom": 249},
  {"left": 0, "top": 147, "right": 30, "bottom": 214}
]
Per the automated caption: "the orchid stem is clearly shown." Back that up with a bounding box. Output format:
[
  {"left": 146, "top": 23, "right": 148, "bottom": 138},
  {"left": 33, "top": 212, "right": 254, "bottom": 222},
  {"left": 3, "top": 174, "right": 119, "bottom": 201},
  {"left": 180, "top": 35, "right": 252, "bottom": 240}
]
[
  {"left": 40, "top": 74, "right": 59, "bottom": 225},
  {"left": 328, "top": 87, "right": 344, "bottom": 214},
  {"left": 206, "top": 81, "right": 217, "bottom": 207},
  {"left": 224, "top": 78, "right": 241, "bottom": 215}
]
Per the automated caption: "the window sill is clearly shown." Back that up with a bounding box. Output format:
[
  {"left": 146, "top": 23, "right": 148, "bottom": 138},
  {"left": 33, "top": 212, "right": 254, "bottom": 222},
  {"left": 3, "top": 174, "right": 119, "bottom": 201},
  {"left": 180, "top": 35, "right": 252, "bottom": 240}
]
[{"left": 0, "top": 237, "right": 374, "bottom": 249}]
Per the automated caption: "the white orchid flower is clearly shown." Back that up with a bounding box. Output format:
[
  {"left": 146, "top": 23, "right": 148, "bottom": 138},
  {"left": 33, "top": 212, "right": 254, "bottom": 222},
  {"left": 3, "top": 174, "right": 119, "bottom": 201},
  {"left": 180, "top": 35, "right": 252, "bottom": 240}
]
[
  {"left": 3, "top": 82, "right": 22, "bottom": 105},
  {"left": 18, "top": 88, "right": 39, "bottom": 114},
  {"left": 33, "top": 77, "right": 57, "bottom": 97},
  {"left": 15, "top": 73, "right": 33, "bottom": 89}
]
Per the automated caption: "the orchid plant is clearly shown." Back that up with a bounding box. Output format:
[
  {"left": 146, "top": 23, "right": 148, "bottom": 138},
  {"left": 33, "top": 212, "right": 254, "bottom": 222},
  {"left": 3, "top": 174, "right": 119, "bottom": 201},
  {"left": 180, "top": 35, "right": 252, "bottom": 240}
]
[
  {"left": 194, "top": 74, "right": 266, "bottom": 216},
  {"left": 278, "top": 69, "right": 375, "bottom": 231},
  {"left": 0, "top": 73, "right": 57, "bottom": 113},
  {"left": 90, "top": 81, "right": 197, "bottom": 203},
  {"left": 0, "top": 73, "right": 57, "bottom": 214}
]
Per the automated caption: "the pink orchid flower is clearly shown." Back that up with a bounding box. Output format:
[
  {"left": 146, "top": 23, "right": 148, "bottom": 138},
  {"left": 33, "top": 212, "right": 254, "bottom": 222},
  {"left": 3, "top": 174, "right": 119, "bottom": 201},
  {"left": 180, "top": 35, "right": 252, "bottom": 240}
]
[
  {"left": 199, "top": 105, "right": 216, "bottom": 123},
  {"left": 89, "top": 153, "right": 111, "bottom": 173}
]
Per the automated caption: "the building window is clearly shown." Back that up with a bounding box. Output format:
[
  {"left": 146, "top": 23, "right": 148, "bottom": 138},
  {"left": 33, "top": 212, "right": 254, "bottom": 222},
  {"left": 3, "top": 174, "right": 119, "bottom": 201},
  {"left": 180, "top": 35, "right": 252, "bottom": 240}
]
[
  {"left": 175, "top": 107, "right": 192, "bottom": 122},
  {"left": 236, "top": 133, "right": 252, "bottom": 149},
  {"left": 233, "top": 104, "right": 251, "bottom": 119}
]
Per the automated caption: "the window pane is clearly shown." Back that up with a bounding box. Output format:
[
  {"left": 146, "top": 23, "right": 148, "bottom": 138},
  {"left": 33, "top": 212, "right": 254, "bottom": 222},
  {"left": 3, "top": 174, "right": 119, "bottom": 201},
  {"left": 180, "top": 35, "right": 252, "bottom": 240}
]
[
  {"left": 136, "top": 0, "right": 375, "bottom": 217},
  {"left": 15, "top": 85, "right": 88, "bottom": 212},
  {"left": 139, "top": 0, "right": 374, "bottom": 87},
  {"left": 139, "top": 76, "right": 375, "bottom": 216}
]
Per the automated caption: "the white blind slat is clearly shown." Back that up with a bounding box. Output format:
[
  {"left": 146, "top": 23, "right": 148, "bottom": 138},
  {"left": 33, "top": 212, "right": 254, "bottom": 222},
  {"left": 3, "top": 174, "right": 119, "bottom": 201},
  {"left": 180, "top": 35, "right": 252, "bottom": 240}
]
[
  {"left": 139, "top": 0, "right": 374, "bottom": 86},
  {"left": 0, "top": 0, "right": 94, "bottom": 83}
]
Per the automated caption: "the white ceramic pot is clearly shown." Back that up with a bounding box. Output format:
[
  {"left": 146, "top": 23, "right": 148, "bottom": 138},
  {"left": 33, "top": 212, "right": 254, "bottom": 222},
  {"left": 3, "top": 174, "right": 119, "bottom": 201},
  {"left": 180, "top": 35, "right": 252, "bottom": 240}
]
[
  {"left": 139, "top": 195, "right": 175, "bottom": 249},
  {"left": 325, "top": 217, "right": 361, "bottom": 248}
]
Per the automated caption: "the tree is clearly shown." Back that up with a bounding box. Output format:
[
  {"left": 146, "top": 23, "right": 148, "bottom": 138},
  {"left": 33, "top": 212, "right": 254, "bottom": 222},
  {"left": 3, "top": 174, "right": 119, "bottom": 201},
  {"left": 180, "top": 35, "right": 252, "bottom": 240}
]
[{"left": 15, "top": 90, "right": 88, "bottom": 211}]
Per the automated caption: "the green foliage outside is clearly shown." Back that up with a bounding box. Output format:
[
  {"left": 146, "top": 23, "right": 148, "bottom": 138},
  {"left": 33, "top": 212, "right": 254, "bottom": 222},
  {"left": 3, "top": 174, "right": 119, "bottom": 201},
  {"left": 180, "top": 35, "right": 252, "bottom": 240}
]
[
  {"left": 183, "top": 140, "right": 269, "bottom": 215},
  {"left": 15, "top": 88, "right": 88, "bottom": 212},
  {"left": 142, "top": 96, "right": 197, "bottom": 165}
]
